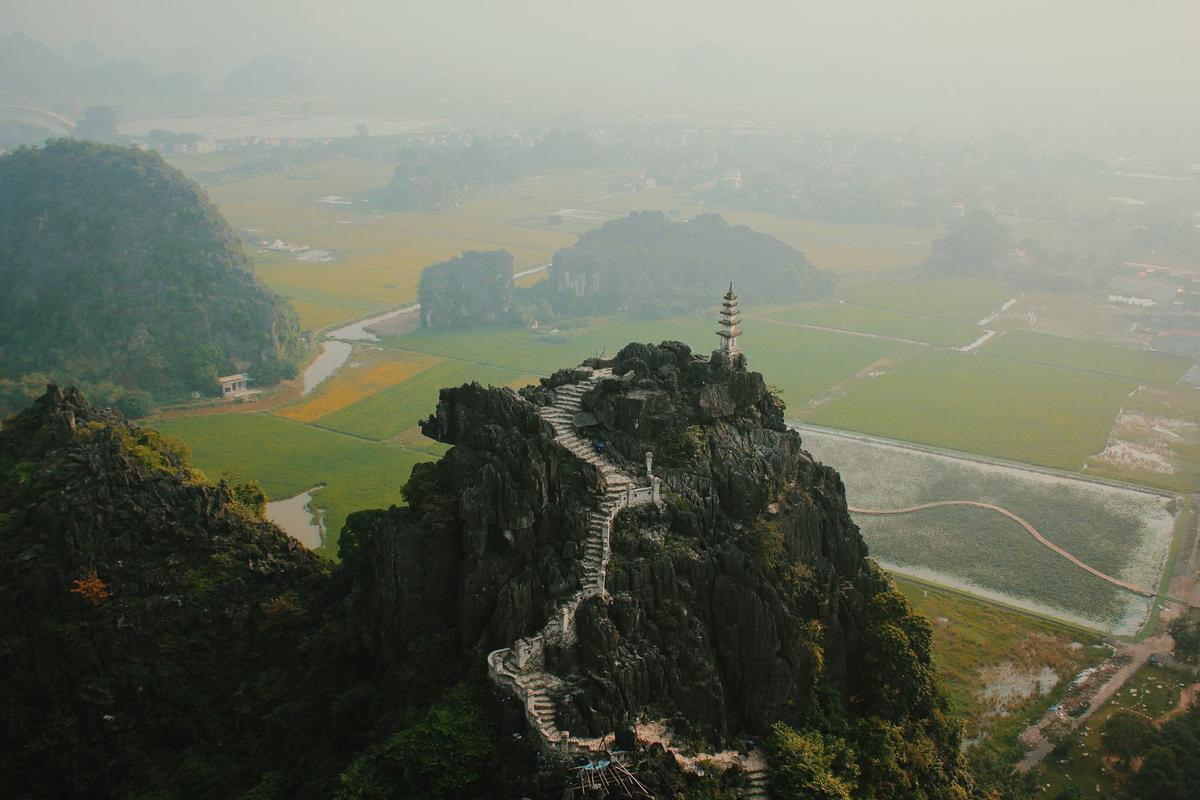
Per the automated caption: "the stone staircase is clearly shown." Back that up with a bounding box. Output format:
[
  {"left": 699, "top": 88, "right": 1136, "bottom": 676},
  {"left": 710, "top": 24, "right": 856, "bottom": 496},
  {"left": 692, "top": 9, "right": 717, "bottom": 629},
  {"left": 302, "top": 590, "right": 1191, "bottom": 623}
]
[
  {"left": 487, "top": 366, "right": 654, "bottom": 757},
  {"left": 486, "top": 365, "right": 772, "bottom": 796},
  {"left": 741, "top": 762, "right": 769, "bottom": 799}
]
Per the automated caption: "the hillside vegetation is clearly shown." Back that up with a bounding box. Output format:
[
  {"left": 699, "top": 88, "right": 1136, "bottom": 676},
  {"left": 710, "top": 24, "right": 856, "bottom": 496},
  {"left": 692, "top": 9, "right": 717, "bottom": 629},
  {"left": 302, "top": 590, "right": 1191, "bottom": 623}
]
[
  {"left": 0, "top": 140, "right": 303, "bottom": 415},
  {"left": 539, "top": 211, "right": 835, "bottom": 317}
]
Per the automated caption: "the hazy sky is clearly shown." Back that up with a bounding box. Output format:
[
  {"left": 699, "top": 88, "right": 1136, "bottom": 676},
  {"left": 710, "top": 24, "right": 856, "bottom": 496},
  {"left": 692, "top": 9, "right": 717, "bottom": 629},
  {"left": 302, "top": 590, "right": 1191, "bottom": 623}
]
[{"left": 6, "top": 1, "right": 1199, "bottom": 144}]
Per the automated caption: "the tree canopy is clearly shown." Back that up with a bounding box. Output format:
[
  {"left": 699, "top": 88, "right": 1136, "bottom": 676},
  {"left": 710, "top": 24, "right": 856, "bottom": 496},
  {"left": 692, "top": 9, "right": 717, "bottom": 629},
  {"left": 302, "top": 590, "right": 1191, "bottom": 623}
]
[{"left": 0, "top": 140, "right": 303, "bottom": 414}]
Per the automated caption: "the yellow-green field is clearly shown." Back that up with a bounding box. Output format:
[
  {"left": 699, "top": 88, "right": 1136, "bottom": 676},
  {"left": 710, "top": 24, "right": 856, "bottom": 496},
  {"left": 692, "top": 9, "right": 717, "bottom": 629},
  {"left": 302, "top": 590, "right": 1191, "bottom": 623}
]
[
  {"left": 722, "top": 212, "right": 940, "bottom": 277},
  {"left": 1083, "top": 384, "right": 1200, "bottom": 493},
  {"left": 201, "top": 158, "right": 949, "bottom": 331},
  {"left": 208, "top": 160, "right": 583, "bottom": 328}
]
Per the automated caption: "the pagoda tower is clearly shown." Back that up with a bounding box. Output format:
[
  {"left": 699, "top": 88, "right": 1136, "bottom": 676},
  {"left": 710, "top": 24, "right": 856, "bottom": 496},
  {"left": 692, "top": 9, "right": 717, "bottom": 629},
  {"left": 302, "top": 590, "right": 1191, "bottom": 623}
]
[{"left": 716, "top": 282, "right": 742, "bottom": 359}]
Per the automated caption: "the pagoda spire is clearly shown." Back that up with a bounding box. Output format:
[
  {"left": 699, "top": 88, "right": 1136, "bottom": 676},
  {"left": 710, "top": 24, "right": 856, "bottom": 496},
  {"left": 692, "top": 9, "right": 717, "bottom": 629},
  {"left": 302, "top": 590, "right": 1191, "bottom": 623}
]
[{"left": 716, "top": 283, "right": 741, "bottom": 359}]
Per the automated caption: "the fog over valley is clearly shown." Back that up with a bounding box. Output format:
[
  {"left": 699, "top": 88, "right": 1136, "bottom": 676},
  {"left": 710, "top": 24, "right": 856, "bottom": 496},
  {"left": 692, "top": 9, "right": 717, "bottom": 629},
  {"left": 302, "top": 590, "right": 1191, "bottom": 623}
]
[{"left": 1, "top": 3, "right": 1198, "bottom": 799}]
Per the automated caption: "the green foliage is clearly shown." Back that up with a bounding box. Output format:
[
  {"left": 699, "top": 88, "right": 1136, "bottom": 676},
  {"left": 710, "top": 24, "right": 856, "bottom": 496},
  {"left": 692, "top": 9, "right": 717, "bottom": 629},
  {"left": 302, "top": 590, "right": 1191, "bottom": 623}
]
[
  {"left": 335, "top": 685, "right": 493, "bottom": 800},
  {"left": 0, "top": 139, "right": 303, "bottom": 405},
  {"left": 230, "top": 481, "right": 267, "bottom": 520},
  {"left": 923, "top": 210, "right": 1011, "bottom": 278},
  {"left": 657, "top": 422, "right": 706, "bottom": 470},
  {"left": 1168, "top": 615, "right": 1200, "bottom": 661},
  {"left": 1099, "top": 710, "right": 1157, "bottom": 768},
  {"left": 766, "top": 722, "right": 858, "bottom": 800},
  {"left": 535, "top": 211, "right": 834, "bottom": 318},
  {"left": 858, "top": 588, "right": 938, "bottom": 722},
  {"left": 749, "top": 518, "right": 786, "bottom": 572},
  {"left": 418, "top": 250, "right": 517, "bottom": 329}
]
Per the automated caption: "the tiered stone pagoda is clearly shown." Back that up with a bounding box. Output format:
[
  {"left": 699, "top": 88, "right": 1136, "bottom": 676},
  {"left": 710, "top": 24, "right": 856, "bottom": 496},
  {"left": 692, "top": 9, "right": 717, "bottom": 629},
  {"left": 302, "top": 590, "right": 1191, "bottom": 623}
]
[{"left": 715, "top": 282, "right": 742, "bottom": 360}]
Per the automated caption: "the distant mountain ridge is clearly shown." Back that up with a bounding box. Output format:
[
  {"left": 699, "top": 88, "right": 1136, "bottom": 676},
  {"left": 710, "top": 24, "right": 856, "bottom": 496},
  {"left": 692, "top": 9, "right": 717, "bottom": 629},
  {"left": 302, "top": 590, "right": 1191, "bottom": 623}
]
[{"left": 0, "top": 32, "right": 201, "bottom": 98}]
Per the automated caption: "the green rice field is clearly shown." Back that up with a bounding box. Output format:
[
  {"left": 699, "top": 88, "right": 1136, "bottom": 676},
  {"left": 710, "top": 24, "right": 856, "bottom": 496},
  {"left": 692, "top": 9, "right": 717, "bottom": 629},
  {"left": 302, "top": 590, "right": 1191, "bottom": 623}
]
[{"left": 155, "top": 413, "right": 431, "bottom": 558}]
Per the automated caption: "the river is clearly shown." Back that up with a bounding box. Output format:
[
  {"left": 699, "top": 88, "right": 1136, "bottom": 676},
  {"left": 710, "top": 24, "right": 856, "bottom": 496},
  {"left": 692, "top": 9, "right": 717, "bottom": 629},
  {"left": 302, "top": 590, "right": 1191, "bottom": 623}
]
[{"left": 266, "top": 486, "right": 326, "bottom": 549}]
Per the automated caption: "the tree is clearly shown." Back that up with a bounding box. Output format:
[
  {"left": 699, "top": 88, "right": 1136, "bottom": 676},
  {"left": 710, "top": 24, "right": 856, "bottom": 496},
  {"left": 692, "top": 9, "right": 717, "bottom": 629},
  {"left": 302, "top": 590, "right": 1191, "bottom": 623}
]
[
  {"left": 71, "top": 569, "right": 112, "bottom": 605},
  {"left": 1168, "top": 615, "right": 1200, "bottom": 661},
  {"left": 1099, "top": 711, "right": 1156, "bottom": 769},
  {"left": 1054, "top": 784, "right": 1082, "bottom": 800},
  {"left": 335, "top": 685, "right": 493, "bottom": 800},
  {"left": 922, "top": 210, "right": 1011, "bottom": 277},
  {"left": 73, "top": 105, "right": 119, "bottom": 142},
  {"left": 766, "top": 723, "right": 858, "bottom": 800}
]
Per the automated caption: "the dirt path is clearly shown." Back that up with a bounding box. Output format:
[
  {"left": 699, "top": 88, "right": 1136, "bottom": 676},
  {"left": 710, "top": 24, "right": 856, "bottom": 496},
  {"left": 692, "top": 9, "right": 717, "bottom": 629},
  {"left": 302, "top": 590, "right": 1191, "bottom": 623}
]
[
  {"left": 1016, "top": 635, "right": 1170, "bottom": 772},
  {"left": 152, "top": 380, "right": 303, "bottom": 420},
  {"left": 1157, "top": 681, "right": 1200, "bottom": 724},
  {"left": 849, "top": 500, "right": 1156, "bottom": 597}
]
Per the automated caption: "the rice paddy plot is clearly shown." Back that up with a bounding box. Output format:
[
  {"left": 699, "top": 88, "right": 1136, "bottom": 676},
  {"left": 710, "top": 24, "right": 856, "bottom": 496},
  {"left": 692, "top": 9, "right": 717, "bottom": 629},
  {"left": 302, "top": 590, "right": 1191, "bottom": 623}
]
[
  {"left": 1083, "top": 384, "right": 1200, "bottom": 494},
  {"left": 315, "top": 360, "right": 531, "bottom": 441},
  {"left": 979, "top": 329, "right": 1193, "bottom": 385},
  {"left": 719, "top": 212, "right": 941, "bottom": 277},
  {"left": 841, "top": 277, "right": 1013, "bottom": 322},
  {"left": 800, "top": 427, "right": 1178, "bottom": 634},
  {"left": 808, "top": 350, "right": 1136, "bottom": 470},
  {"left": 155, "top": 413, "right": 430, "bottom": 558},
  {"left": 763, "top": 303, "right": 982, "bottom": 347},
  {"left": 278, "top": 347, "right": 440, "bottom": 423}
]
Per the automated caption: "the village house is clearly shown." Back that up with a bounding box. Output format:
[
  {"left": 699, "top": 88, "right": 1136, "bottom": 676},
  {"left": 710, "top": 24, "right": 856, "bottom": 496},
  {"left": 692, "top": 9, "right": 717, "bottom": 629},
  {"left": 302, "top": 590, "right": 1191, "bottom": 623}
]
[{"left": 216, "top": 373, "right": 257, "bottom": 401}]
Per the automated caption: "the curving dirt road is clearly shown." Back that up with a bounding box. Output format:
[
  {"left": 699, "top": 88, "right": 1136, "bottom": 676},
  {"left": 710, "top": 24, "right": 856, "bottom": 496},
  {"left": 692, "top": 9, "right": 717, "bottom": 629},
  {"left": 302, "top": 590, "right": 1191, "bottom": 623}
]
[{"left": 848, "top": 500, "right": 1156, "bottom": 597}]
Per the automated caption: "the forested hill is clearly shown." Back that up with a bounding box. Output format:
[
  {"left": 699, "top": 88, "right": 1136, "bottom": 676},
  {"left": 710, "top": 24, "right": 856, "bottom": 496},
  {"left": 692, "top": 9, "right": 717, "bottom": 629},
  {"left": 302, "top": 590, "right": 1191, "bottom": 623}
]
[
  {"left": 0, "top": 140, "right": 303, "bottom": 411},
  {"left": 541, "top": 211, "right": 835, "bottom": 317}
]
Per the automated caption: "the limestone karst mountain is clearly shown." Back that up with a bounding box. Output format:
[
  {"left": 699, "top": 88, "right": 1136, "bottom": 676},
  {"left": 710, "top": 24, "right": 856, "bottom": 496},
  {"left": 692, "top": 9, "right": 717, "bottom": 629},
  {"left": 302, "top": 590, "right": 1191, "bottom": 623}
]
[
  {"left": 1, "top": 336, "right": 969, "bottom": 798},
  {"left": 0, "top": 140, "right": 303, "bottom": 412}
]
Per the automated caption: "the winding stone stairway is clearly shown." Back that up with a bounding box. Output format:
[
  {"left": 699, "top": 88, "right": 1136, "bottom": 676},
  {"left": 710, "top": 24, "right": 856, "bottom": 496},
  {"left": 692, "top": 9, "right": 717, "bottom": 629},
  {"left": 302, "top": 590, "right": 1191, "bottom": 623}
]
[
  {"left": 487, "top": 366, "right": 655, "bottom": 757},
  {"left": 486, "top": 366, "right": 770, "bottom": 796}
]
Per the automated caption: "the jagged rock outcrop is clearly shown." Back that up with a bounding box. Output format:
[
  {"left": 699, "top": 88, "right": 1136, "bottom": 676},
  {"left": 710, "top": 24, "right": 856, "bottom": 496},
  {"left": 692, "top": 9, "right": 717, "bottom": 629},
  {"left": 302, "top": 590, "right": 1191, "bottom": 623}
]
[
  {"left": 2, "top": 342, "right": 972, "bottom": 799},
  {"left": 349, "top": 340, "right": 969, "bottom": 796}
]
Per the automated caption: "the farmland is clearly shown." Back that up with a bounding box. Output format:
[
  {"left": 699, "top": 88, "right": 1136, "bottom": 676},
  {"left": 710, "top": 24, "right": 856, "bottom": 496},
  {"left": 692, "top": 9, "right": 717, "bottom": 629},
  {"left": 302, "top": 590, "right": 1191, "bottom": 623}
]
[
  {"left": 718, "top": 211, "right": 940, "bottom": 277},
  {"left": 800, "top": 427, "right": 1179, "bottom": 634},
  {"left": 316, "top": 360, "right": 533, "bottom": 441},
  {"left": 1033, "top": 662, "right": 1195, "bottom": 798},
  {"left": 762, "top": 302, "right": 982, "bottom": 346},
  {"left": 278, "top": 346, "right": 440, "bottom": 423},
  {"left": 897, "top": 578, "right": 1105, "bottom": 738},
  {"left": 1084, "top": 385, "right": 1200, "bottom": 493},
  {"left": 155, "top": 413, "right": 431, "bottom": 558},
  {"left": 841, "top": 277, "right": 1014, "bottom": 322},
  {"left": 980, "top": 329, "right": 1193, "bottom": 384},
  {"left": 808, "top": 349, "right": 1137, "bottom": 470}
]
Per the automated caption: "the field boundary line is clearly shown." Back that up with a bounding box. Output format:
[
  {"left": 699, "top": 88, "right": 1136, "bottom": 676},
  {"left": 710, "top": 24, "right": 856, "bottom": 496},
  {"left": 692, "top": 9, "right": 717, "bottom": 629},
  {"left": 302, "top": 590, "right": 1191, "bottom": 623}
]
[
  {"left": 792, "top": 422, "right": 1179, "bottom": 500},
  {"left": 849, "top": 500, "right": 1155, "bottom": 597},
  {"left": 751, "top": 315, "right": 933, "bottom": 346}
]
